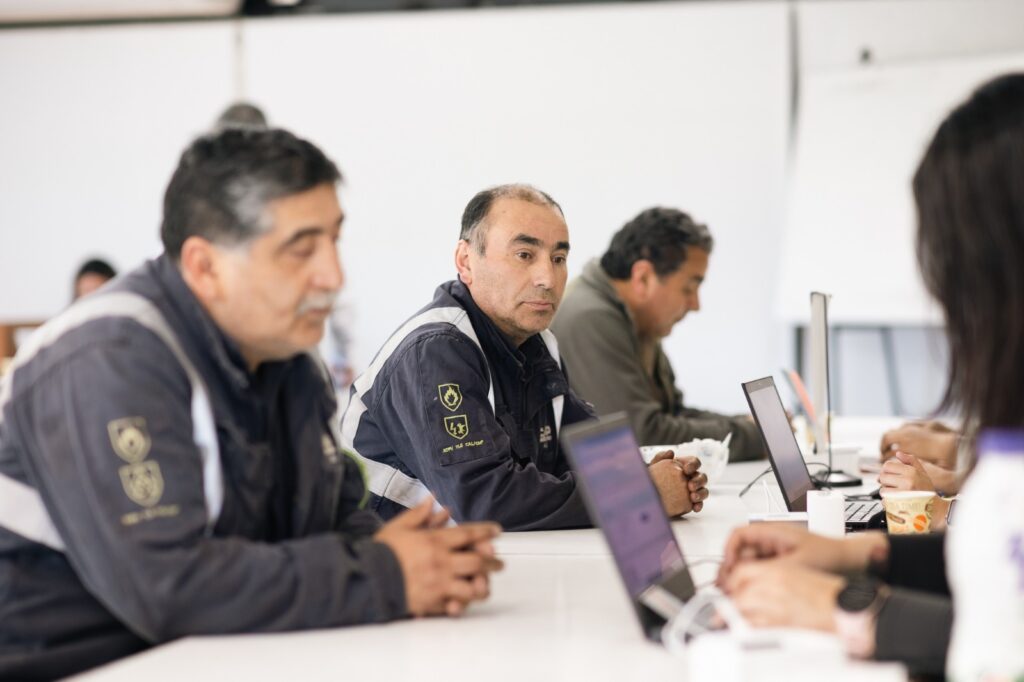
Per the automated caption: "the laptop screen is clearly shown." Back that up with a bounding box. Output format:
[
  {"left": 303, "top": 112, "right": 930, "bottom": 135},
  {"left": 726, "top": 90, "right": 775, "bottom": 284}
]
[
  {"left": 743, "top": 376, "right": 815, "bottom": 512},
  {"left": 563, "top": 416, "right": 686, "bottom": 598}
]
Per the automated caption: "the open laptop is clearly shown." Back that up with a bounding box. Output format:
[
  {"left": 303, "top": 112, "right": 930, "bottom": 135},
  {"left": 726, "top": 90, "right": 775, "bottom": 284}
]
[
  {"left": 802, "top": 291, "right": 863, "bottom": 486},
  {"left": 560, "top": 413, "right": 699, "bottom": 642},
  {"left": 742, "top": 376, "right": 883, "bottom": 530}
]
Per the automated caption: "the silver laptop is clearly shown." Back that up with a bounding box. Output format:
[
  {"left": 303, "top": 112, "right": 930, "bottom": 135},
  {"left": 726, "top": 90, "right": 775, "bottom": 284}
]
[{"left": 742, "top": 376, "right": 883, "bottom": 530}]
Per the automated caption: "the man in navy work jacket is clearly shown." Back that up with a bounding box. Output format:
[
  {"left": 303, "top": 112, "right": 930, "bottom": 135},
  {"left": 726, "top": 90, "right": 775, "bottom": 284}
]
[
  {"left": 341, "top": 184, "right": 710, "bottom": 530},
  {"left": 0, "top": 128, "right": 501, "bottom": 679}
]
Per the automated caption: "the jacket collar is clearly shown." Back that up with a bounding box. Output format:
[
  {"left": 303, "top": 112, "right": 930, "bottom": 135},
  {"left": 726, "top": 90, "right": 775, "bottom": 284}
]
[
  {"left": 153, "top": 254, "right": 254, "bottom": 390},
  {"left": 442, "top": 279, "right": 550, "bottom": 373}
]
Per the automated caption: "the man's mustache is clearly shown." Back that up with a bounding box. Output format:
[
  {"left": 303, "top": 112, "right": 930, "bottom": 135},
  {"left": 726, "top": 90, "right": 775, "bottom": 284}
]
[
  {"left": 521, "top": 289, "right": 556, "bottom": 304},
  {"left": 297, "top": 290, "right": 340, "bottom": 315}
]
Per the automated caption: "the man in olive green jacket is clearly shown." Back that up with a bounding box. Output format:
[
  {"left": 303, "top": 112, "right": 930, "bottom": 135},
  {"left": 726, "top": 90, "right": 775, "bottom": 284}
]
[{"left": 550, "top": 207, "right": 765, "bottom": 461}]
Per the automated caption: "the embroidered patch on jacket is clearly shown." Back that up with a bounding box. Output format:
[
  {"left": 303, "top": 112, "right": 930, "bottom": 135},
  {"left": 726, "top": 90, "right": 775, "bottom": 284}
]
[
  {"left": 118, "top": 461, "right": 164, "bottom": 507},
  {"left": 107, "top": 417, "right": 151, "bottom": 463},
  {"left": 444, "top": 414, "right": 470, "bottom": 440},
  {"left": 438, "top": 383, "right": 463, "bottom": 412}
]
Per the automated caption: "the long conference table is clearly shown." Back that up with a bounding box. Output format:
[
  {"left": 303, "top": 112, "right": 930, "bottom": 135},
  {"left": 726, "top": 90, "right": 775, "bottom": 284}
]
[{"left": 73, "top": 419, "right": 909, "bottom": 682}]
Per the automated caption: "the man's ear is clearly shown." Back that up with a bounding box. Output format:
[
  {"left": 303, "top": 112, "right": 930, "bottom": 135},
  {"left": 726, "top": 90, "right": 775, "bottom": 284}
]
[
  {"left": 179, "top": 236, "right": 224, "bottom": 303},
  {"left": 629, "top": 259, "right": 656, "bottom": 301},
  {"left": 455, "top": 239, "right": 474, "bottom": 286}
]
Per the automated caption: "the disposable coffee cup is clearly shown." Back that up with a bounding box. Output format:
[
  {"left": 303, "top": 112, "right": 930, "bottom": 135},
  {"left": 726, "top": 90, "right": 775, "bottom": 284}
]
[
  {"left": 807, "top": 490, "right": 845, "bottom": 538},
  {"left": 639, "top": 436, "right": 730, "bottom": 481},
  {"left": 880, "top": 490, "right": 936, "bottom": 534}
]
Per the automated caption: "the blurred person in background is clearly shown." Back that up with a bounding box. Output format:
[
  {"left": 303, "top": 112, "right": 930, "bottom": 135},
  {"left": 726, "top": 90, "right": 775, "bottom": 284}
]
[
  {"left": 214, "top": 101, "right": 268, "bottom": 130},
  {"left": 551, "top": 207, "right": 766, "bottom": 461},
  {"left": 715, "top": 73, "right": 1024, "bottom": 679},
  {"left": 875, "top": 420, "right": 968, "bottom": 503},
  {"left": 72, "top": 258, "right": 116, "bottom": 300}
]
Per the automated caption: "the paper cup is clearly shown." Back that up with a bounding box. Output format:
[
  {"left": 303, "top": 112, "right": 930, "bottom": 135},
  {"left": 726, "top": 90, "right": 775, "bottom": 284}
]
[
  {"left": 639, "top": 445, "right": 675, "bottom": 463},
  {"left": 807, "top": 490, "right": 846, "bottom": 538},
  {"left": 639, "top": 440, "right": 729, "bottom": 481},
  {"left": 881, "top": 490, "right": 936, "bottom": 534}
]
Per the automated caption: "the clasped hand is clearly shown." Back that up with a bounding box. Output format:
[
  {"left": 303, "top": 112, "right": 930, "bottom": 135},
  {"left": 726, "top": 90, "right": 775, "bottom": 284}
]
[
  {"left": 648, "top": 450, "right": 710, "bottom": 516},
  {"left": 375, "top": 499, "right": 504, "bottom": 618}
]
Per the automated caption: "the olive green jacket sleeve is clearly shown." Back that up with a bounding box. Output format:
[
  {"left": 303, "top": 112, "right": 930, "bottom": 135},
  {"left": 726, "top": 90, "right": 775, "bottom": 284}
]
[{"left": 552, "top": 264, "right": 765, "bottom": 461}]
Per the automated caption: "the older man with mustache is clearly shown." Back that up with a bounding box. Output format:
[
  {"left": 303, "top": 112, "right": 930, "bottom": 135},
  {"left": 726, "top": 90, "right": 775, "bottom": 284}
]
[
  {"left": 0, "top": 128, "right": 501, "bottom": 679},
  {"left": 341, "top": 184, "right": 708, "bottom": 530}
]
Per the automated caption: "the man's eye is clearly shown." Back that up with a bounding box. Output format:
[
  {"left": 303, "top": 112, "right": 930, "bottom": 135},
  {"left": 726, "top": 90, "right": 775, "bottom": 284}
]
[
  {"left": 290, "top": 243, "right": 316, "bottom": 259},
  {"left": 516, "top": 251, "right": 533, "bottom": 261},
  {"left": 553, "top": 255, "right": 567, "bottom": 265}
]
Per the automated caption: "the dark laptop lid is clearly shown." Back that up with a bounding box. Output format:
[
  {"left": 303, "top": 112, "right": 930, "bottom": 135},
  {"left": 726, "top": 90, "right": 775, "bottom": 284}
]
[
  {"left": 561, "top": 414, "right": 690, "bottom": 600},
  {"left": 742, "top": 376, "right": 816, "bottom": 512}
]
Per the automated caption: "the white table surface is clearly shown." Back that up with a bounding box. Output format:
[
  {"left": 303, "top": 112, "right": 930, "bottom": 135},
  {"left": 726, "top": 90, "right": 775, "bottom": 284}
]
[
  {"left": 73, "top": 420, "right": 905, "bottom": 682},
  {"left": 73, "top": 555, "right": 701, "bottom": 682}
]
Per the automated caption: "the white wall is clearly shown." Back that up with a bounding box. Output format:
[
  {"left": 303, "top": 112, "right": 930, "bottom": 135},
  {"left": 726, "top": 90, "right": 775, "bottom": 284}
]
[
  {"left": 0, "top": 1, "right": 791, "bottom": 414},
  {"left": 776, "top": 0, "right": 1024, "bottom": 415},
  {"left": 780, "top": 0, "right": 1024, "bottom": 325},
  {"left": 0, "top": 21, "right": 238, "bottom": 314},
  {"left": 241, "top": 2, "right": 791, "bottom": 413},
  {"left": 1, "top": 0, "right": 1021, "bottom": 416}
]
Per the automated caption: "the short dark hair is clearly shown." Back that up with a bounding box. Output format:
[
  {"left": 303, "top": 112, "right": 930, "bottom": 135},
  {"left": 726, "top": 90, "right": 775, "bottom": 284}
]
[
  {"left": 460, "top": 184, "right": 564, "bottom": 253},
  {"left": 161, "top": 127, "right": 342, "bottom": 260},
  {"left": 914, "top": 72, "right": 1024, "bottom": 429},
  {"left": 600, "top": 207, "right": 713, "bottom": 279},
  {"left": 75, "top": 258, "right": 116, "bottom": 282}
]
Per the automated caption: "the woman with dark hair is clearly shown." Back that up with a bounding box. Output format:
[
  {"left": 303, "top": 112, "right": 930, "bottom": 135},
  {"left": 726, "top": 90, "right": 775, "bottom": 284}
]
[
  {"left": 876, "top": 73, "right": 1024, "bottom": 501},
  {"left": 914, "top": 73, "right": 1024, "bottom": 433},
  {"left": 713, "top": 72, "right": 1024, "bottom": 680},
  {"left": 914, "top": 72, "right": 1024, "bottom": 680}
]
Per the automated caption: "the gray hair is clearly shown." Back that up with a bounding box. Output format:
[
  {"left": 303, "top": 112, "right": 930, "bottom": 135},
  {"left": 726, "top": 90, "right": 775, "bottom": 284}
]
[
  {"left": 460, "top": 183, "right": 564, "bottom": 253},
  {"left": 160, "top": 127, "right": 341, "bottom": 259}
]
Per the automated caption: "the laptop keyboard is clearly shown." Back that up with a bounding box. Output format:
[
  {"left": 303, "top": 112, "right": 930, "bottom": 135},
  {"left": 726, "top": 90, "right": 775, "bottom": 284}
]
[{"left": 845, "top": 500, "right": 883, "bottom": 523}]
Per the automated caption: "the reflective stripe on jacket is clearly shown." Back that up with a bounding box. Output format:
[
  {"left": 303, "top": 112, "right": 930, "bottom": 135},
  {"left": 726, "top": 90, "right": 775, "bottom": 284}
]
[
  {"left": 341, "top": 280, "right": 595, "bottom": 531},
  {"left": 0, "top": 255, "right": 405, "bottom": 679}
]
